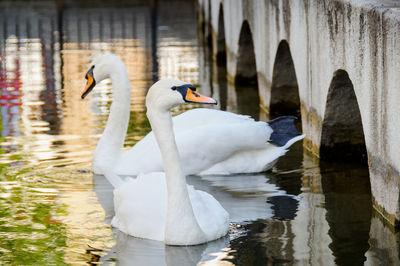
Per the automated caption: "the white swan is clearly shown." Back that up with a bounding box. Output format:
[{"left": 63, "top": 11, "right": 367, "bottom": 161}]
[
  {"left": 82, "top": 54, "right": 228, "bottom": 244},
  {"left": 81, "top": 54, "right": 304, "bottom": 180},
  {"left": 102, "top": 77, "right": 229, "bottom": 245}
]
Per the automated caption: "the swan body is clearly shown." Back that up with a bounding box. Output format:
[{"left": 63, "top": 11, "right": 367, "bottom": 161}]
[
  {"left": 111, "top": 78, "right": 228, "bottom": 245},
  {"left": 84, "top": 55, "right": 303, "bottom": 178},
  {"left": 115, "top": 108, "right": 303, "bottom": 176},
  {"left": 82, "top": 55, "right": 228, "bottom": 245},
  {"left": 111, "top": 172, "right": 228, "bottom": 244}
]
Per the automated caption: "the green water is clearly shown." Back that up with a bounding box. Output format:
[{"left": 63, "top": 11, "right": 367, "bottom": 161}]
[{"left": 0, "top": 131, "right": 66, "bottom": 264}]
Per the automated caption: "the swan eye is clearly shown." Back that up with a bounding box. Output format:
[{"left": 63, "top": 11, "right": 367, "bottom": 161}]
[{"left": 171, "top": 86, "right": 177, "bottom": 91}]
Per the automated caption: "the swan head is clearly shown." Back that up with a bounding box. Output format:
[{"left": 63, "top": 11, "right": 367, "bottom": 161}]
[
  {"left": 81, "top": 54, "right": 126, "bottom": 99},
  {"left": 146, "top": 79, "right": 217, "bottom": 112}
]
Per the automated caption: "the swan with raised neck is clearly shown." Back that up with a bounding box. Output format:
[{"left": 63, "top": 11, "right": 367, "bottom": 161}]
[
  {"left": 111, "top": 78, "right": 228, "bottom": 245},
  {"left": 82, "top": 54, "right": 228, "bottom": 245},
  {"left": 82, "top": 54, "right": 304, "bottom": 180},
  {"left": 146, "top": 79, "right": 217, "bottom": 244},
  {"left": 82, "top": 54, "right": 131, "bottom": 187}
]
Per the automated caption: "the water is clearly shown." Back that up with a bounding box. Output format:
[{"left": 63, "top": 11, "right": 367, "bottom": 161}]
[{"left": 0, "top": 0, "right": 398, "bottom": 265}]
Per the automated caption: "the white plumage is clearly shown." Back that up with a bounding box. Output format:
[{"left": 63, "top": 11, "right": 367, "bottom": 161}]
[
  {"left": 82, "top": 54, "right": 304, "bottom": 245},
  {"left": 82, "top": 55, "right": 229, "bottom": 245},
  {"left": 85, "top": 54, "right": 304, "bottom": 178},
  {"left": 85, "top": 54, "right": 304, "bottom": 180},
  {"left": 111, "top": 172, "right": 229, "bottom": 244},
  {"left": 115, "top": 108, "right": 303, "bottom": 176}
]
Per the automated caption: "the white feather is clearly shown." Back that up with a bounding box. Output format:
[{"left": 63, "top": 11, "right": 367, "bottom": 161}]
[{"left": 115, "top": 108, "right": 303, "bottom": 176}]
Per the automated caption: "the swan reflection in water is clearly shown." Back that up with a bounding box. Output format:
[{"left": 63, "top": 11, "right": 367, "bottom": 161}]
[
  {"left": 100, "top": 230, "right": 230, "bottom": 266},
  {"left": 93, "top": 172, "right": 299, "bottom": 264}
]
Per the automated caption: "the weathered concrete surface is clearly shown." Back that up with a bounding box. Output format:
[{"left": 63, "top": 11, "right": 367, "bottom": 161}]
[{"left": 198, "top": 0, "right": 400, "bottom": 226}]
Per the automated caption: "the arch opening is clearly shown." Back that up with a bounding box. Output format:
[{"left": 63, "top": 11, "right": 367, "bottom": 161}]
[
  {"left": 216, "top": 4, "right": 227, "bottom": 110},
  {"left": 235, "top": 21, "right": 259, "bottom": 120},
  {"left": 270, "top": 40, "right": 301, "bottom": 120},
  {"left": 320, "top": 70, "right": 367, "bottom": 162}
]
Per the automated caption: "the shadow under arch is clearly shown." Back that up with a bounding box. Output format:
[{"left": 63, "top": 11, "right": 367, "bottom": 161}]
[
  {"left": 270, "top": 40, "right": 301, "bottom": 120},
  {"left": 320, "top": 70, "right": 367, "bottom": 162},
  {"left": 234, "top": 20, "right": 259, "bottom": 120},
  {"left": 216, "top": 3, "right": 227, "bottom": 110}
]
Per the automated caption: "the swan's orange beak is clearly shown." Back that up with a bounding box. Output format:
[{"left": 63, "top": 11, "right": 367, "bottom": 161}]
[
  {"left": 184, "top": 89, "right": 217, "bottom": 105},
  {"left": 81, "top": 66, "right": 96, "bottom": 99}
]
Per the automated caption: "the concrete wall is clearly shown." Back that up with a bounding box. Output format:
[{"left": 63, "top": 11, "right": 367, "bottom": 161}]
[{"left": 198, "top": 0, "right": 400, "bottom": 227}]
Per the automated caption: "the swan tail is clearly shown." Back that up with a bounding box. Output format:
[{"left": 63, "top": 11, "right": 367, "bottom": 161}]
[
  {"left": 267, "top": 116, "right": 303, "bottom": 147},
  {"left": 282, "top": 134, "right": 305, "bottom": 149}
]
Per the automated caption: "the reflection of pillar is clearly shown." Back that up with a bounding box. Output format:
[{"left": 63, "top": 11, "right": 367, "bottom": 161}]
[
  {"left": 212, "top": 7, "right": 227, "bottom": 111},
  {"left": 365, "top": 215, "right": 400, "bottom": 265},
  {"left": 321, "top": 162, "right": 371, "bottom": 265},
  {"left": 157, "top": 0, "right": 199, "bottom": 85},
  {"left": 213, "top": 52, "right": 227, "bottom": 111},
  {"left": 209, "top": 34, "right": 227, "bottom": 112},
  {"left": 150, "top": 0, "right": 158, "bottom": 83},
  {"left": 291, "top": 152, "right": 335, "bottom": 265},
  {"left": 292, "top": 193, "right": 334, "bottom": 265},
  {"left": 197, "top": 5, "right": 213, "bottom": 98},
  {"left": 40, "top": 15, "right": 61, "bottom": 135},
  {"left": 256, "top": 219, "right": 296, "bottom": 263}
]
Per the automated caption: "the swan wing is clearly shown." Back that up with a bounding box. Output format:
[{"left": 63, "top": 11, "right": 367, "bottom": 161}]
[
  {"left": 116, "top": 119, "right": 271, "bottom": 176},
  {"left": 174, "top": 121, "right": 272, "bottom": 175},
  {"left": 200, "top": 134, "right": 305, "bottom": 175},
  {"left": 188, "top": 185, "right": 229, "bottom": 241},
  {"left": 171, "top": 108, "right": 255, "bottom": 132}
]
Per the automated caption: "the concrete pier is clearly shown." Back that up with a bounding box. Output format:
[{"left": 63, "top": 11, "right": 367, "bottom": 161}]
[{"left": 198, "top": 0, "right": 400, "bottom": 227}]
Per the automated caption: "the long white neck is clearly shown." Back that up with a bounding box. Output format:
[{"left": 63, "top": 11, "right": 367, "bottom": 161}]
[
  {"left": 147, "top": 108, "right": 207, "bottom": 245},
  {"left": 93, "top": 64, "right": 131, "bottom": 182}
]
